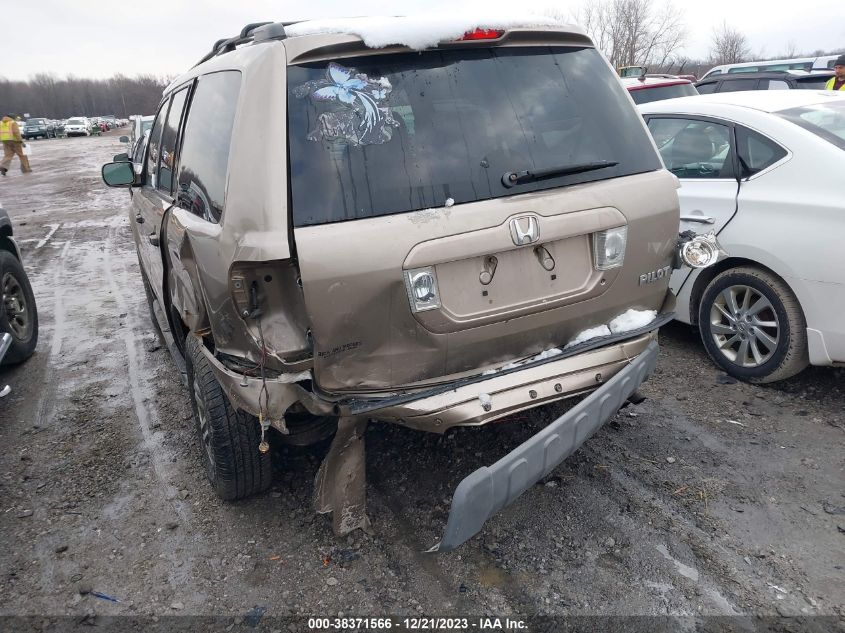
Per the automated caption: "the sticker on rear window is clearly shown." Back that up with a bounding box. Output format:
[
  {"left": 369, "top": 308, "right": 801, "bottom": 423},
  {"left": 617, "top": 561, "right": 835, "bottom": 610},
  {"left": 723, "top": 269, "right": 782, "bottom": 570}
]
[{"left": 293, "top": 62, "right": 398, "bottom": 146}]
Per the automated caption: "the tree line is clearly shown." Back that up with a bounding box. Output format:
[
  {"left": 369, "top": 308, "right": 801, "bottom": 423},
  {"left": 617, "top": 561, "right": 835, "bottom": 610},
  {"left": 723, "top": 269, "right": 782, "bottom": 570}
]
[
  {"left": 550, "top": 0, "right": 842, "bottom": 75},
  {"left": 0, "top": 73, "right": 169, "bottom": 120}
]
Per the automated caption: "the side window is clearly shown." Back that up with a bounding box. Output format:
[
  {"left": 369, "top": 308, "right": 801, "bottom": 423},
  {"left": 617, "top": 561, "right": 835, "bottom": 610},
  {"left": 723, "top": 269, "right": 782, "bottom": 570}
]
[
  {"left": 695, "top": 82, "right": 718, "bottom": 94},
  {"left": 176, "top": 71, "right": 241, "bottom": 222},
  {"left": 764, "top": 80, "right": 790, "bottom": 90},
  {"left": 157, "top": 87, "right": 190, "bottom": 195},
  {"left": 145, "top": 103, "right": 166, "bottom": 188},
  {"left": 736, "top": 127, "right": 787, "bottom": 176},
  {"left": 647, "top": 117, "right": 735, "bottom": 179},
  {"left": 718, "top": 79, "right": 759, "bottom": 92}
]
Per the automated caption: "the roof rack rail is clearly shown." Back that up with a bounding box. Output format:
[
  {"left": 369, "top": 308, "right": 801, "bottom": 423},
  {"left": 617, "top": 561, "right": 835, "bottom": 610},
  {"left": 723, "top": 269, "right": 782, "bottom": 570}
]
[{"left": 192, "top": 21, "right": 283, "bottom": 68}]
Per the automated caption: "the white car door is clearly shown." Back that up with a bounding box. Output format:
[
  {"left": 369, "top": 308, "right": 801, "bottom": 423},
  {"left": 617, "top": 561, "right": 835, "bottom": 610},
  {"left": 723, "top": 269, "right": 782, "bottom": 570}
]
[{"left": 646, "top": 116, "right": 740, "bottom": 320}]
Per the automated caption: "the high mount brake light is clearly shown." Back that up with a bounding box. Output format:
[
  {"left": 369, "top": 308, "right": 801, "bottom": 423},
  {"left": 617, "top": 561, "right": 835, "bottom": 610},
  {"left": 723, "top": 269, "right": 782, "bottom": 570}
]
[{"left": 459, "top": 29, "right": 504, "bottom": 41}]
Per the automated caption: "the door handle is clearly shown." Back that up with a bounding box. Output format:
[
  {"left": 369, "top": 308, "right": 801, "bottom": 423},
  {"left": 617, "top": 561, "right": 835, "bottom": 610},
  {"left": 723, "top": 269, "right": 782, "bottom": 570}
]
[
  {"left": 680, "top": 215, "right": 716, "bottom": 224},
  {"left": 148, "top": 234, "right": 159, "bottom": 246},
  {"left": 135, "top": 214, "right": 144, "bottom": 224}
]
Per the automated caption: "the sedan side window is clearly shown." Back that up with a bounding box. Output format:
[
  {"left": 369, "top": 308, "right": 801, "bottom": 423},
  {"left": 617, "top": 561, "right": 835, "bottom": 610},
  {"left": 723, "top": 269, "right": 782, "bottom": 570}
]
[
  {"left": 718, "top": 79, "right": 759, "bottom": 92},
  {"left": 736, "top": 127, "right": 787, "bottom": 176},
  {"left": 647, "top": 118, "right": 735, "bottom": 179},
  {"left": 695, "top": 82, "right": 718, "bottom": 94},
  {"left": 176, "top": 71, "right": 242, "bottom": 223}
]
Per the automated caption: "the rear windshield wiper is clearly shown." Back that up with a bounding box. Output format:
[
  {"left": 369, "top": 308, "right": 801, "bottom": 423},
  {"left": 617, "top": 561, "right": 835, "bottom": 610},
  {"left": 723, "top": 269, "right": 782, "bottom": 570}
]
[{"left": 502, "top": 160, "right": 619, "bottom": 188}]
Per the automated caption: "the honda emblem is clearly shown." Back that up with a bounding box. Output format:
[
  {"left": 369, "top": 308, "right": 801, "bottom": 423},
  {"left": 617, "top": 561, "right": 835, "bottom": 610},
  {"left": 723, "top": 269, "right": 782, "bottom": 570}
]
[{"left": 509, "top": 215, "right": 540, "bottom": 246}]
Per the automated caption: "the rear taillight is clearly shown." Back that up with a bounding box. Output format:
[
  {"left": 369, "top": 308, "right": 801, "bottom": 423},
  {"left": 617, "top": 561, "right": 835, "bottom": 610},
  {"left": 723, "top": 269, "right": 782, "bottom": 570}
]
[
  {"left": 459, "top": 28, "right": 504, "bottom": 41},
  {"left": 593, "top": 227, "right": 628, "bottom": 271},
  {"left": 404, "top": 267, "right": 441, "bottom": 313}
]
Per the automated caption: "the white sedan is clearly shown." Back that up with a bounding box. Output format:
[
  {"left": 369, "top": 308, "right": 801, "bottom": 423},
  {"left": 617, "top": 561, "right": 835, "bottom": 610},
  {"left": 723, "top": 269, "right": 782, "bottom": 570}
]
[{"left": 639, "top": 91, "right": 845, "bottom": 382}]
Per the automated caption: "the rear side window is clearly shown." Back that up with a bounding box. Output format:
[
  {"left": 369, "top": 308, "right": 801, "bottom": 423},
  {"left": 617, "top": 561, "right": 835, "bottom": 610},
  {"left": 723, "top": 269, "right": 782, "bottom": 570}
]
[
  {"left": 796, "top": 77, "right": 832, "bottom": 90},
  {"left": 764, "top": 80, "right": 790, "bottom": 90},
  {"left": 157, "top": 87, "right": 189, "bottom": 195},
  {"left": 695, "top": 82, "right": 718, "bottom": 94},
  {"left": 718, "top": 79, "right": 759, "bottom": 92},
  {"left": 287, "top": 47, "right": 662, "bottom": 227},
  {"left": 736, "top": 127, "right": 787, "bottom": 175},
  {"left": 177, "top": 71, "right": 241, "bottom": 223},
  {"left": 629, "top": 83, "right": 698, "bottom": 104}
]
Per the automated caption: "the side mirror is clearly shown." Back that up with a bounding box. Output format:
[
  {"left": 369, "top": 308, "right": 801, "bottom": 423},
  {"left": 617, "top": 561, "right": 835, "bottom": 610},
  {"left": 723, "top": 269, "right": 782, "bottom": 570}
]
[
  {"left": 119, "top": 135, "right": 129, "bottom": 143},
  {"left": 101, "top": 161, "right": 135, "bottom": 187},
  {"left": 113, "top": 152, "right": 129, "bottom": 162}
]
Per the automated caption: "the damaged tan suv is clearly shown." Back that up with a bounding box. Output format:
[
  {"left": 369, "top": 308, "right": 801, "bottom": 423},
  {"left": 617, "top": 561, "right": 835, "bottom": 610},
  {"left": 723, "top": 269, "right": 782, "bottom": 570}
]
[{"left": 101, "top": 16, "right": 720, "bottom": 551}]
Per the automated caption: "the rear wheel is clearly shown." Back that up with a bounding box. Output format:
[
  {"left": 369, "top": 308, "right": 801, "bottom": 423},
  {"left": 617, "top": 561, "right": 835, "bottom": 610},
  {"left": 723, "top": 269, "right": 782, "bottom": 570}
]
[
  {"left": 185, "top": 334, "right": 272, "bottom": 500},
  {"left": 698, "top": 267, "right": 808, "bottom": 383},
  {"left": 0, "top": 251, "right": 38, "bottom": 365}
]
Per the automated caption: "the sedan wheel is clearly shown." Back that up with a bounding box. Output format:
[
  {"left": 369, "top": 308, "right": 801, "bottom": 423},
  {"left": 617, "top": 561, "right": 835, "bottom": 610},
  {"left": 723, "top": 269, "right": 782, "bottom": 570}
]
[
  {"left": 709, "top": 285, "right": 779, "bottom": 368},
  {"left": 699, "top": 267, "right": 808, "bottom": 383}
]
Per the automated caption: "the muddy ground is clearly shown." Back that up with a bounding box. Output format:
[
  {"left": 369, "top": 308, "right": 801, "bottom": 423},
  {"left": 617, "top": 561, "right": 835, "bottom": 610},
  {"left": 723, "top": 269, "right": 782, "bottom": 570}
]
[{"left": 0, "top": 133, "right": 843, "bottom": 627}]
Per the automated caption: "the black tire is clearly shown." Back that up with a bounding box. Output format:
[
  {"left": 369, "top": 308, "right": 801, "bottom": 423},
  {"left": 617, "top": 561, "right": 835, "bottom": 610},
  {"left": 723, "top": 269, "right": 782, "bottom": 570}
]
[
  {"left": 698, "top": 267, "right": 808, "bottom": 383},
  {"left": 185, "top": 334, "right": 272, "bottom": 500},
  {"left": 0, "top": 250, "right": 38, "bottom": 365}
]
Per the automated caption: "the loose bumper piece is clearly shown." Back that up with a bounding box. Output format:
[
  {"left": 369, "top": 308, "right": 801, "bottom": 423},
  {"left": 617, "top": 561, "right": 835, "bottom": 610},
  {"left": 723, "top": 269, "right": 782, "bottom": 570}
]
[{"left": 431, "top": 340, "right": 659, "bottom": 552}]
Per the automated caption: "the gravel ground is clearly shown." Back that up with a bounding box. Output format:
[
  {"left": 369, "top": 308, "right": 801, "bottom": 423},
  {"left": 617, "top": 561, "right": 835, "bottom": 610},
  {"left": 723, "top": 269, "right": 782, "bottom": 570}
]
[{"left": 0, "top": 133, "right": 843, "bottom": 628}]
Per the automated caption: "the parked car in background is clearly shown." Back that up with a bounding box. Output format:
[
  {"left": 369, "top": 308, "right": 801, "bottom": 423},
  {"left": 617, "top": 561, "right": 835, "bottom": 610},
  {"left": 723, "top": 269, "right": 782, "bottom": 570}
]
[
  {"left": 696, "top": 70, "right": 836, "bottom": 94},
  {"left": 129, "top": 115, "right": 154, "bottom": 155},
  {"left": 64, "top": 117, "right": 91, "bottom": 136},
  {"left": 640, "top": 90, "right": 845, "bottom": 382},
  {"left": 0, "top": 202, "right": 38, "bottom": 366},
  {"left": 622, "top": 76, "right": 699, "bottom": 104},
  {"left": 701, "top": 55, "right": 841, "bottom": 80},
  {"left": 100, "top": 18, "right": 720, "bottom": 552},
  {"left": 23, "top": 117, "right": 55, "bottom": 139},
  {"left": 53, "top": 119, "right": 66, "bottom": 137}
]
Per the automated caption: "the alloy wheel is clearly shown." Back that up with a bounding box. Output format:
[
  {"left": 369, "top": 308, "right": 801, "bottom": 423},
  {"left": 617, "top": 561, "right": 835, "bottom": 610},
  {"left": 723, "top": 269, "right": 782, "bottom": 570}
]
[
  {"left": 3, "top": 272, "right": 30, "bottom": 339},
  {"left": 709, "top": 284, "right": 780, "bottom": 368}
]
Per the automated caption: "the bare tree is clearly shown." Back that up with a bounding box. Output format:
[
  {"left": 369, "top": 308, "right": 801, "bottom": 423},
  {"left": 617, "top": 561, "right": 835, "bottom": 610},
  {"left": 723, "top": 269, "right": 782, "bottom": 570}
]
[
  {"left": 780, "top": 39, "right": 799, "bottom": 59},
  {"left": 0, "top": 74, "right": 168, "bottom": 119},
  {"left": 569, "top": 0, "right": 687, "bottom": 69},
  {"left": 709, "top": 21, "right": 752, "bottom": 65}
]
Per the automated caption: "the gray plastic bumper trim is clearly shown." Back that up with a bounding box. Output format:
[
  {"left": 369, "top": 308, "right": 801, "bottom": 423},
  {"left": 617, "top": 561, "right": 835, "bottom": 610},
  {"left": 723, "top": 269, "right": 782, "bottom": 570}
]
[{"left": 432, "top": 339, "right": 659, "bottom": 552}]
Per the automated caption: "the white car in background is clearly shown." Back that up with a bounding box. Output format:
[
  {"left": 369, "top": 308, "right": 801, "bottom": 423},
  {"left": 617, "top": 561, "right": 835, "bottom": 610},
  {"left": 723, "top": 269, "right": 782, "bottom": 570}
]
[
  {"left": 64, "top": 117, "right": 91, "bottom": 137},
  {"left": 639, "top": 91, "right": 845, "bottom": 382}
]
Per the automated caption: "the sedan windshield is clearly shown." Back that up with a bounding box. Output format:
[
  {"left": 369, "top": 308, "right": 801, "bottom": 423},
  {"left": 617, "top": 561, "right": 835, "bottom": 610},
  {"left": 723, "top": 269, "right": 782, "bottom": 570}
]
[
  {"left": 68, "top": 119, "right": 84, "bottom": 125},
  {"left": 778, "top": 100, "right": 845, "bottom": 150},
  {"left": 27, "top": 119, "right": 46, "bottom": 125}
]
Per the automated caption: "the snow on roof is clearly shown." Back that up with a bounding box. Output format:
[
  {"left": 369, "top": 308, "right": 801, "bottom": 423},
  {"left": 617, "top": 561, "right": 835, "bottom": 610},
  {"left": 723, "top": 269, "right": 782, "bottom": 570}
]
[{"left": 284, "top": 13, "right": 568, "bottom": 51}]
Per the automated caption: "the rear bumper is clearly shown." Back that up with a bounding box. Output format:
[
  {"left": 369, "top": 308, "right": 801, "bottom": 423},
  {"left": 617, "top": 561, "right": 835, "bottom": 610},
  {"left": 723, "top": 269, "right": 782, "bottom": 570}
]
[
  {"left": 376, "top": 331, "right": 658, "bottom": 432},
  {"left": 432, "top": 339, "right": 659, "bottom": 552}
]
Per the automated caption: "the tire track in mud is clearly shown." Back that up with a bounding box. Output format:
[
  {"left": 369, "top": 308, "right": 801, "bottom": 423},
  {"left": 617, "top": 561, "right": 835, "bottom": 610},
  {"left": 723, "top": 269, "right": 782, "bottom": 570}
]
[{"left": 102, "top": 222, "right": 186, "bottom": 515}]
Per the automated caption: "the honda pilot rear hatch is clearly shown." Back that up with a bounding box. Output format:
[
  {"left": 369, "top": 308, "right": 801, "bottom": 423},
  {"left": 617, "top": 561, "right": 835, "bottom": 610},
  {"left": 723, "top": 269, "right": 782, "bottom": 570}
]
[{"left": 287, "top": 43, "right": 677, "bottom": 392}]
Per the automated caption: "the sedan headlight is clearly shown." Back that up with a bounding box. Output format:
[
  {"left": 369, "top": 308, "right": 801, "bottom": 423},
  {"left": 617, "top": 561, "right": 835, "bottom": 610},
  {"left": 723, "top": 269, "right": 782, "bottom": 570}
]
[
  {"left": 593, "top": 226, "right": 628, "bottom": 270},
  {"left": 677, "top": 231, "right": 725, "bottom": 269},
  {"left": 404, "top": 266, "right": 441, "bottom": 312}
]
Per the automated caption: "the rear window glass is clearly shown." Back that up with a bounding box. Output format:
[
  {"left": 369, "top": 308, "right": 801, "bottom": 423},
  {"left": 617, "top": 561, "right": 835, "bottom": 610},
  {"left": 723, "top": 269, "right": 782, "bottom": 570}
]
[
  {"left": 287, "top": 47, "right": 661, "bottom": 227},
  {"left": 718, "top": 79, "right": 759, "bottom": 92},
  {"left": 796, "top": 77, "right": 833, "bottom": 90},
  {"left": 629, "top": 83, "right": 698, "bottom": 104},
  {"left": 777, "top": 100, "right": 845, "bottom": 150}
]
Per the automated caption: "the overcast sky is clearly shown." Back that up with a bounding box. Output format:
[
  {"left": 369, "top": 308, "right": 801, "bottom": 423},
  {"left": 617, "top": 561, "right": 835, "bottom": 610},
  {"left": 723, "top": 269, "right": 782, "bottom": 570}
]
[{"left": 4, "top": 0, "right": 843, "bottom": 80}]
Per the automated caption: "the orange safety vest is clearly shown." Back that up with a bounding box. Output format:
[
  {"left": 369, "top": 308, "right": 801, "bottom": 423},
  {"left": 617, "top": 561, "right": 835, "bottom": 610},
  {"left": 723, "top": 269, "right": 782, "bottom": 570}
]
[
  {"left": 0, "top": 119, "right": 20, "bottom": 142},
  {"left": 826, "top": 77, "right": 845, "bottom": 91}
]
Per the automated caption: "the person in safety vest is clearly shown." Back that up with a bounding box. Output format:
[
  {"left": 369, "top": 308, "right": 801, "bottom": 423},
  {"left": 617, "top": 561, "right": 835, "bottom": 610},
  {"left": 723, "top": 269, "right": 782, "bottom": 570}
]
[
  {"left": 0, "top": 114, "right": 32, "bottom": 175},
  {"left": 827, "top": 55, "right": 845, "bottom": 91}
]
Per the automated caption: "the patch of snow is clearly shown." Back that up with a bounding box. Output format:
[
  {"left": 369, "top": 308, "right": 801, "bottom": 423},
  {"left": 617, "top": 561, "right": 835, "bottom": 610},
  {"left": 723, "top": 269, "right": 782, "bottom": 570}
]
[
  {"left": 285, "top": 13, "right": 565, "bottom": 51},
  {"left": 609, "top": 309, "right": 657, "bottom": 334},
  {"left": 564, "top": 325, "right": 611, "bottom": 349},
  {"left": 444, "top": 197, "right": 455, "bottom": 208},
  {"left": 478, "top": 393, "right": 492, "bottom": 409},
  {"left": 479, "top": 347, "right": 563, "bottom": 376}
]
